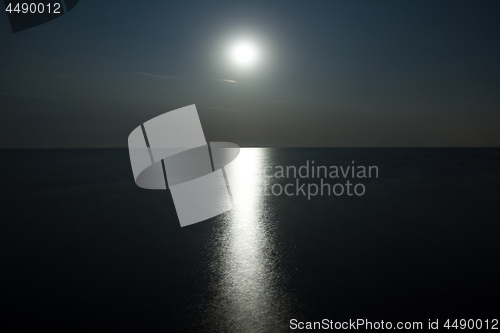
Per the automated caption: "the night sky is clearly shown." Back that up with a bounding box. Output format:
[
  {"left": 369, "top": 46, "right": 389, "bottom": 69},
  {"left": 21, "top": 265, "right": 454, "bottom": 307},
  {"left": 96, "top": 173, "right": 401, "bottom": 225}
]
[{"left": 1, "top": 0, "right": 499, "bottom": 148}]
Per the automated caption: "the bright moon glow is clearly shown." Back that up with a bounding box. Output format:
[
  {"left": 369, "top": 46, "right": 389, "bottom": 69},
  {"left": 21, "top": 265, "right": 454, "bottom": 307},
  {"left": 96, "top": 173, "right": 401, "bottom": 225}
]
[{"left": 231, "top": 42, "right": 257, "bottom": 66}]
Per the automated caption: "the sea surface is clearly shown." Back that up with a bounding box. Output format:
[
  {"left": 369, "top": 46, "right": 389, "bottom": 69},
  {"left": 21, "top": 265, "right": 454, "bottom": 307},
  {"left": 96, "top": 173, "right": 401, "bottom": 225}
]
[{"left": 1, "top": 148, "right": 499, "bottom": 332}]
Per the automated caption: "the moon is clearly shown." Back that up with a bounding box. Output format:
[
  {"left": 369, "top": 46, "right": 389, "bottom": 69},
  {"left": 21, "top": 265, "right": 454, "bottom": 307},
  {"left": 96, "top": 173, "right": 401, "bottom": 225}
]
[{"left": 231, "top": 42, "right": 258, "bottom": 66}]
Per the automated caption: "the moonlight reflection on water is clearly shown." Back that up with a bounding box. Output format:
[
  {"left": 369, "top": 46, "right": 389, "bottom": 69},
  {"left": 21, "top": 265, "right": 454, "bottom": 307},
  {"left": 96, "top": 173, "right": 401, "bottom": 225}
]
[{"left": 205, "top": 148, "right": 296, "bottom": 331}]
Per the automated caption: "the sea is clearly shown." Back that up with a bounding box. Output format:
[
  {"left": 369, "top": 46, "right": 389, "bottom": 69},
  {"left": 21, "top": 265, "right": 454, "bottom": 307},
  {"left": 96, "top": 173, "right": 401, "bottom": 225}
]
[{"left": 1, "top": 148, "right": 499, "bottom": 332}]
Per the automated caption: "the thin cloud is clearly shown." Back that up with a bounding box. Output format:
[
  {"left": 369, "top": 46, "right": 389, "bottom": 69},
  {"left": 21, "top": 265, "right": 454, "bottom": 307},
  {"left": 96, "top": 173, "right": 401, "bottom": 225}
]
[
  {"left": 137, "top": 72, "right": 182, "bottom": 79},
  {"left": 200, "top": 77, "right": 237, "bottom": 83},
  {"left": 201, "top": 106, "right": 240, "bottom": 112},
  {"left": 211, "top": 78, "right": 237, "bottom": 83},
  {"left": 270, "top": 100, "right": 288, "bottom": 104},
  {"left": 95, "top": 94, "right": 133, "bottom": 100},
  {"left": 138, "top": 72, "right": 237, "bottom": 83},
  {"left": 52, "top": 74, "right": 71, "bottom": 78}
]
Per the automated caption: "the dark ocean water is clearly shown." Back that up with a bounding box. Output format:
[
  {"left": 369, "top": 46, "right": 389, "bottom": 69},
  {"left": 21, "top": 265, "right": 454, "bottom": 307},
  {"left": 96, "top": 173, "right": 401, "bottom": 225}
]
[{"left": 1, "top": 148, "right": 499, "bottom": 332}]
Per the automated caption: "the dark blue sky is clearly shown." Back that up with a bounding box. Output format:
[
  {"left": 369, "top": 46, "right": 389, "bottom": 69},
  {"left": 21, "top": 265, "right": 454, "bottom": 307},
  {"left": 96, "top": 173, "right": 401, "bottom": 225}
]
[{"left": 1, "top": 0, "right": 499, "bottom": 147}]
